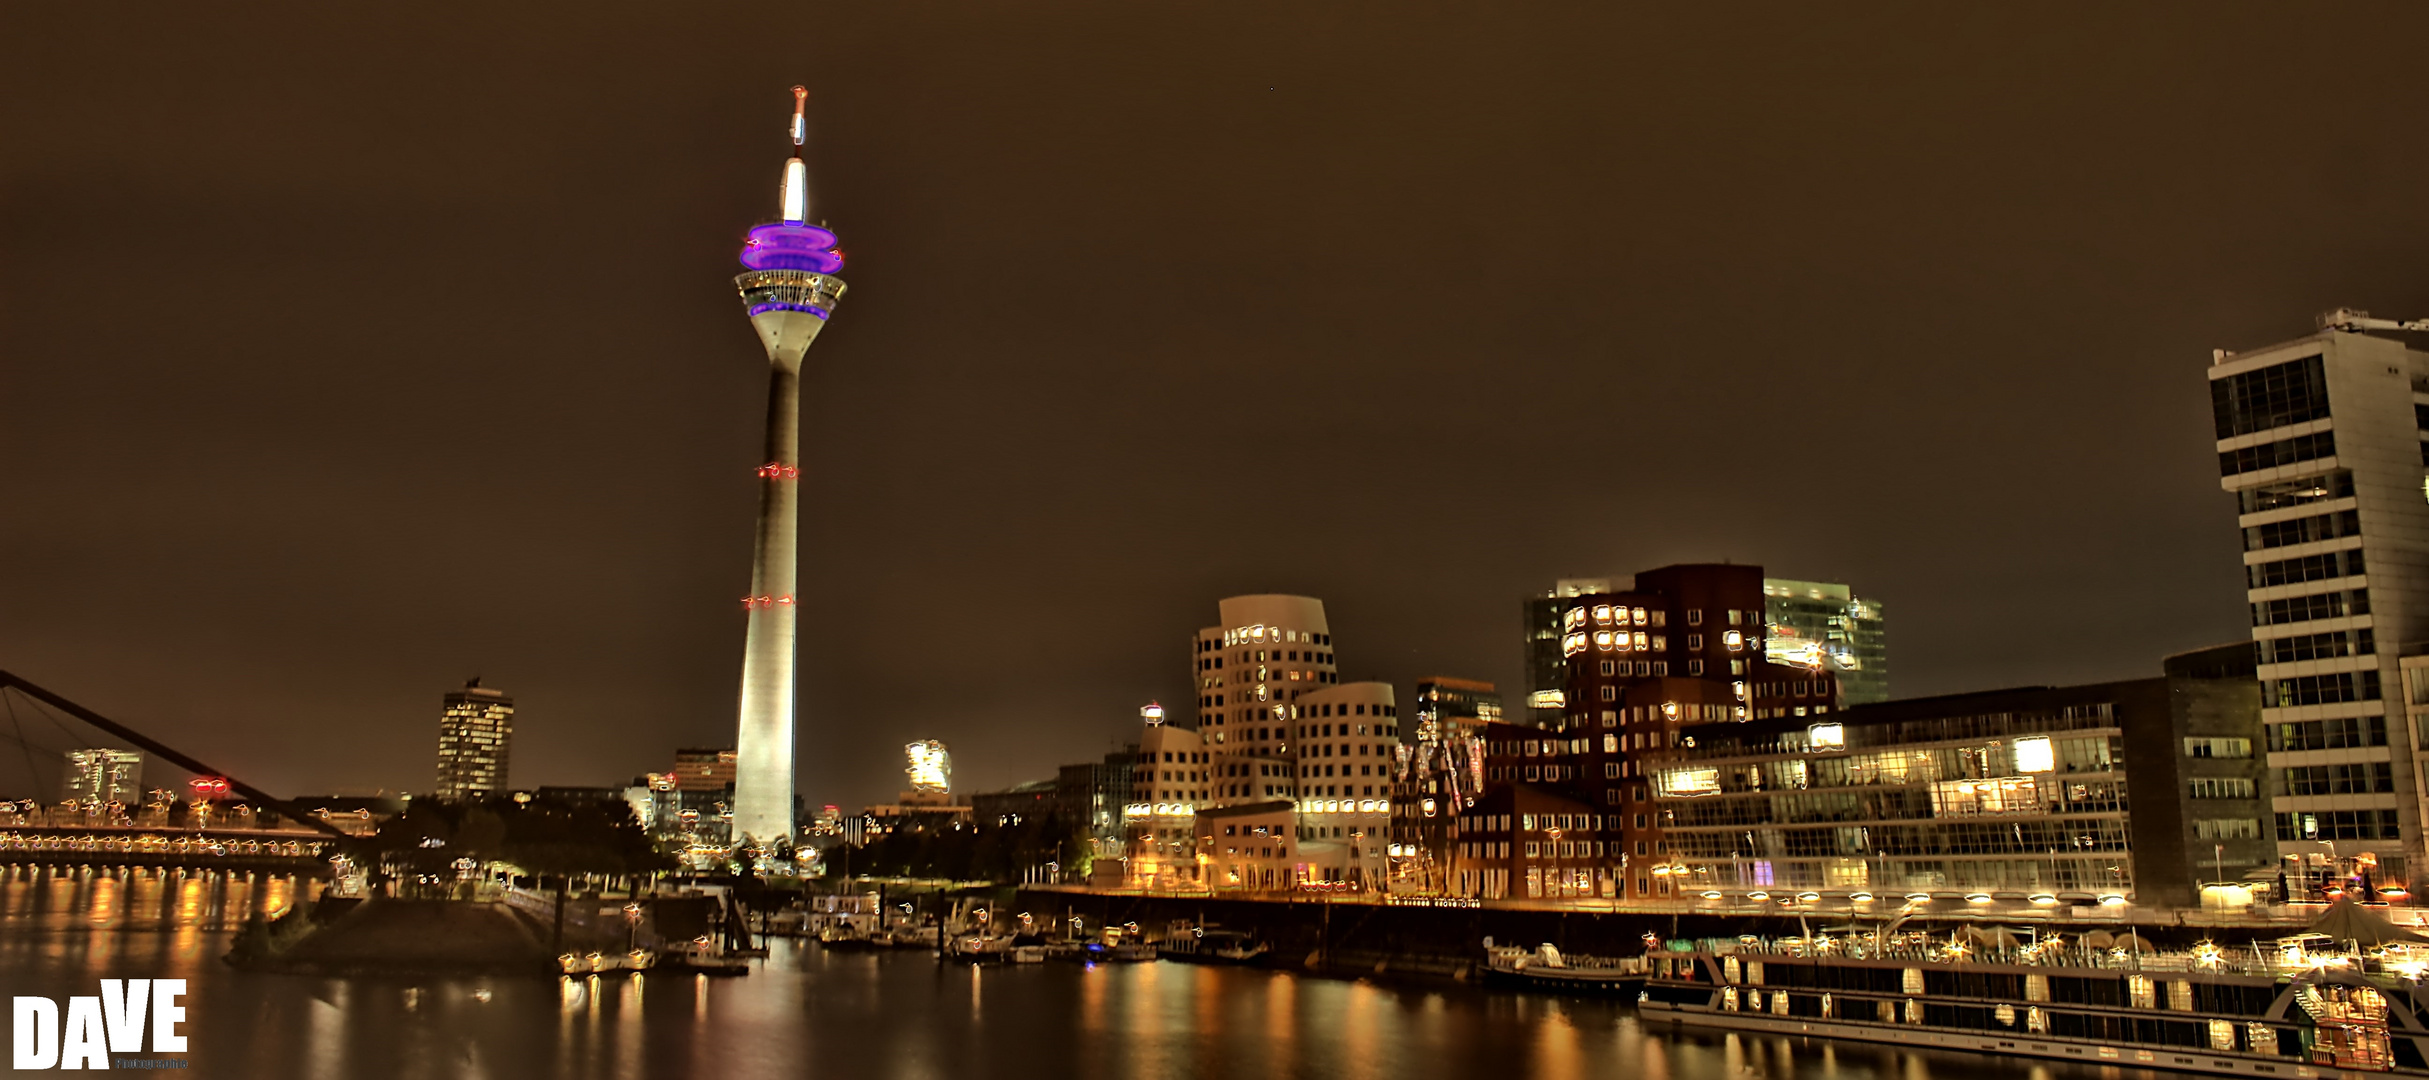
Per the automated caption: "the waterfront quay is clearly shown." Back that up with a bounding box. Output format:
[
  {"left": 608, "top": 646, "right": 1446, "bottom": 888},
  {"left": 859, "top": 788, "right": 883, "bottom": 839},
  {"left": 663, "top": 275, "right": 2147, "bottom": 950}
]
[{"left": 1013, "top": 886, "right": 2397, "bottom": 979}]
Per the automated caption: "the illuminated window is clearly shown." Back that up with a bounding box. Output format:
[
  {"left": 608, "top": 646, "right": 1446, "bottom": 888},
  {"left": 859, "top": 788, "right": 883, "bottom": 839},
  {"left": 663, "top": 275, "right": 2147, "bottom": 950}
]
[
  {"left": 1658, "top": 768, "right": 1719, "bottom": 797},
  {"left": 2014, "top": 736, "right": 2055, "bottom": 773}
]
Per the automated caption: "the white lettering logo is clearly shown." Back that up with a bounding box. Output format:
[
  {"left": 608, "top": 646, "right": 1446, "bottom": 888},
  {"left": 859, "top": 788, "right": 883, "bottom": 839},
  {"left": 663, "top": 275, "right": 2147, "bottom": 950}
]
[{"left": 11, "top": 980, "right": 185, "bottom": 1070}]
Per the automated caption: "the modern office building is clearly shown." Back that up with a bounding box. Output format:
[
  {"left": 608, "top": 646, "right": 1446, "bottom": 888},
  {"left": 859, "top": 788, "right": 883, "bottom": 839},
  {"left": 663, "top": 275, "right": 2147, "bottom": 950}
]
[
  {"left": 670, "top": 748, "right": 738, "bottom": 793},
  {"left": 433, "top": 678, "right": 513, "bottom": 801},
  {"left": 1057, "top": 747, "right": 1135, "bottom": 854},
  {"left": 971, "top": 780, "right": 1059, "bottom": 827},
  {"left": 727, "top": 87, "right": 851, "bottom": 847},
  {"left": 1763, "top": 578, "right": 1891, "bottom": 705},
  {"left": 1523, "top": 579, "right": 1612, "bottom": 725},
  {"left": 2210, "top": 321, "right": 2429, "bottom": 889},
  {"left": 1642, "top": 644, "right": 2266, "bottom": 908},
  {"left": 60, "top": 749, "right": 141, "bottom": 807}
]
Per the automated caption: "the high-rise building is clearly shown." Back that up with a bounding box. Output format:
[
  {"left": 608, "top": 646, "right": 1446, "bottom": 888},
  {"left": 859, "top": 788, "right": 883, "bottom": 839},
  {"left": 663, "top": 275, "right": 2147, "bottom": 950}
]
[
  {"left": 61, "top": 749, "right": 141, "bottom": 807},
  {"left": 728, "top": 87, "right": 851, "bottom": 848},
  {"left": 670, "top": 748, "right": 738, "bottom": 792},
  {"left": 1762, "top": 578, "right": 1891, "bottom": 705},
  {"left": 1523, "top": 579, "right": 1610, "bottom": 725},
  {"left": 2210, "top": 322, "right": 2429, "bottom": 889},
  {"left": 434, "top": 678, "right": 512, "bottom": 801}
]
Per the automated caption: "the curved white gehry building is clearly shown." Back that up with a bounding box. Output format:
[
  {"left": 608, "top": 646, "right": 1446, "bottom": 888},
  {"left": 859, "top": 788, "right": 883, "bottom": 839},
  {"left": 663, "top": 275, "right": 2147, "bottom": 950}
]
[
  {"left": 1171, "top": 594, "right": 1403, "bottom": 890},
  {"left": 1191, "top": 594, "right": 1338, "bottom": 752}
]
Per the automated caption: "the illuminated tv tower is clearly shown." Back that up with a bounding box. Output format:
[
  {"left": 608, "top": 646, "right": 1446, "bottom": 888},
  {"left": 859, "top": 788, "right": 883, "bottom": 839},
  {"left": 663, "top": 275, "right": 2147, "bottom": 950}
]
[{"left": 729, "top": 86, "right": 847, "bottom": 849}]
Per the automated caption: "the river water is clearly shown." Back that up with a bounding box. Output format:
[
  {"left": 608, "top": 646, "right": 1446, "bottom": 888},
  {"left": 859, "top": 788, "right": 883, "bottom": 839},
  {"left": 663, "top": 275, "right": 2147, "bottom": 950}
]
[{"left": 0, "top": 865, "right": 2177, "bottom": 1080}]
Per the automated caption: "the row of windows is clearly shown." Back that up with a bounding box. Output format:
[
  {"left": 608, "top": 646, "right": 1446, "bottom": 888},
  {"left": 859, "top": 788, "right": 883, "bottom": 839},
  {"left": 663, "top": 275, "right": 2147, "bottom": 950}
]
[
  {"left": 1195, "top": 647, "right": 1335, "bottom": 671},
  {"left": 2248, "top": 547, "right": 2364, "bottom": 590},
  {"left": 2263, "top": 670, "right": 2380, "bottom": 708},
  {"left": 2220, "top": 431, "right": 2335, "bottom": 477},
  {"left": 2183, "top": 737, "right": 2252, "bottom": 759},
  {"left": 2251, "top": 588, "right": 2368, "bottom": 627},
  {"left": 1454, "top": 812, "right": 1610, "bottom": 835},
  {"left": 2282, "top": 762, "right": 2395, "bottom": 796},
  {"left": 2211, "top": 355, "right": 2329, "bottom": 439},
  {"left": 2238, "top": 470, "right": 2353, "bottom": 514},
  {"left": 2275, "top": 809, "right": 2401, "bottom": 841},
  {"left": 2261, "top": 628, "right": 2374, "bottom": 664},
  {"left": 2244, "top": 510, "right": 2360, "bottom": 552},
  {"left": 2267, "top": 715, "right": 2386, "bottom": 751},
  {"left": 1662, "top": 820, "right": 2133, "bottom": 859},
  {"left": 2187, "top": 777, "right": 2257, "bottom": 799},
  {"left": 1199, "top": 630, "right": 1330, "bottom": 652},
  {"left": 2193, "top": 818, "right": 2262, "bottom": 840}
]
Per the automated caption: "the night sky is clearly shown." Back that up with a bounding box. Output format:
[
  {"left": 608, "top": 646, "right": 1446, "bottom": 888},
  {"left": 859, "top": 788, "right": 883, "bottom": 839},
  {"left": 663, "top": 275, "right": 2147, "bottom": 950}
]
[{"left": 9, "top": 4, "right": 2429, "bottom": 810}]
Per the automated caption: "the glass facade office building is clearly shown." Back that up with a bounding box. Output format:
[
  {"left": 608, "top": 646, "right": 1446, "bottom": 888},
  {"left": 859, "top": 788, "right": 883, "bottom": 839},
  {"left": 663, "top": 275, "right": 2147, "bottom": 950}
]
[
  {"left": 1648, "top": 646, "right": 2265, "bottom": 907},
  {"left": 1762, "top": 578, "right": 1890, "bottom": 706}
]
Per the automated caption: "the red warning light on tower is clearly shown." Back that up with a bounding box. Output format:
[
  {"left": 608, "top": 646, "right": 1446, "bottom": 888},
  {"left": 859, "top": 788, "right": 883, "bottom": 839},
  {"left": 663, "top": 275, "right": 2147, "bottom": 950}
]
[{"left": 189, "top": 777, "right": 231, "bottom": 801}]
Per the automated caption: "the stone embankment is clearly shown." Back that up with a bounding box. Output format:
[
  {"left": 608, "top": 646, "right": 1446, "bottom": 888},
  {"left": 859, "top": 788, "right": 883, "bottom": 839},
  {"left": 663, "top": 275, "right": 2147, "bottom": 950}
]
[{"left": 224, "top": 898, "right": 561, "bottom": 977}]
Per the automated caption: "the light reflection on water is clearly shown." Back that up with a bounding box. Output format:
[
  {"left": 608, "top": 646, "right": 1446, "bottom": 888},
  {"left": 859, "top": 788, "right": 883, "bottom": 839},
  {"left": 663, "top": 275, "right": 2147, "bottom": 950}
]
[{"left": 0, "top": 869, "right": 2214, "bottom": 1080}]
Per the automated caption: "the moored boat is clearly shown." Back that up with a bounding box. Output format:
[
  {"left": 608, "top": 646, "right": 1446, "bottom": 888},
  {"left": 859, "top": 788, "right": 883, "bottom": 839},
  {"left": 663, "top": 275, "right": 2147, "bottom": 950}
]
[
  {"left": 1638, "top": 911, "right": 2429, "bottom": 1079},
  {"left": 1160, "top": 929, "right": 1270, "bottom": 965},
  {"left": 1481, "top": 942, "right": 1648, "bottom": 995}
]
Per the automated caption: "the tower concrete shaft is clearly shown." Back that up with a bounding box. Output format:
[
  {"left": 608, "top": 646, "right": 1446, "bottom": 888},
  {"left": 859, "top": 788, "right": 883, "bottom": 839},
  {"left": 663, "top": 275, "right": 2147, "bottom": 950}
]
[
  {"left": 727, "top": 87, "right": 848, "bottom": 850},
  {"left": 729, "top": 271, "right": 845, "bottom": 847}
]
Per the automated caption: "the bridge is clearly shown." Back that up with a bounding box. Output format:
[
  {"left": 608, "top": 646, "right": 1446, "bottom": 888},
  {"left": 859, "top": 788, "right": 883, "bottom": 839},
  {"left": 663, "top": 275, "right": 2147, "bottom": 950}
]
[
  {"left": 0, "top": 670, "right": 358, "bottom": 874},
  {"left": 0, "top": 820, "right": 335, "bottom": 873}
]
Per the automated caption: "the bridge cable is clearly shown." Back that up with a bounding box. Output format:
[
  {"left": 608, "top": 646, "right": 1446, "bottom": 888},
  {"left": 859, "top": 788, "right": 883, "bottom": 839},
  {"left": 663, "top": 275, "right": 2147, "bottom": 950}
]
[{"left": 2, "top": 690, "right": 45, "bottom": 802}]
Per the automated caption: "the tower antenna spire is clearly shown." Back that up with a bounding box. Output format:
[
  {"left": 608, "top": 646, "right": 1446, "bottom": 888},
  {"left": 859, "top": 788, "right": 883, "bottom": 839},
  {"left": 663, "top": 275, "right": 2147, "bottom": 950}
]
[{"left": 779, "top": 85, "right": 809, "bottom": 224}]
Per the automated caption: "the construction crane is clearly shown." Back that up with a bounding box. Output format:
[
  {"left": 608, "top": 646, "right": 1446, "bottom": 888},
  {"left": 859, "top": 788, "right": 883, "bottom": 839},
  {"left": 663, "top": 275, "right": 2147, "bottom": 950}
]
[{"left": 2318, "top": 308, "right": 2429, "bottom": 333}]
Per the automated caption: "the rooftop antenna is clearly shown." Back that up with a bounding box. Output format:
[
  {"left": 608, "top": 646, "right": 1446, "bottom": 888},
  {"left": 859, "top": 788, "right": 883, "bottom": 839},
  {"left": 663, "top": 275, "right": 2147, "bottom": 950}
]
[{"left": 780, "top": 86, "right": 809, "bottom": 225}]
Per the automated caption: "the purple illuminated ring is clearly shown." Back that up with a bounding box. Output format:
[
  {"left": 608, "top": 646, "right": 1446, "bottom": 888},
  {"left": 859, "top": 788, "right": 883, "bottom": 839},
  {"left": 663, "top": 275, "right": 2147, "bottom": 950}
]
[
  {"left": 740, "top": 223, "right": 844, "bottom": 273},
  {"left": 745, "top": 302, "right": 832, "bottom": 318}
]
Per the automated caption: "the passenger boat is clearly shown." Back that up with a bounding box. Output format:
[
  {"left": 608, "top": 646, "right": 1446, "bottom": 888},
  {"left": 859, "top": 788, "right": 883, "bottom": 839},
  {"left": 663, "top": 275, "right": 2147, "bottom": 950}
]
[
  {"left": 816, "top": 925, "right": 883, "bottom": 951},
  {"left": 947, "top": 934, "right": 1015, "bottom": 962},
  {"left": 1481, "top": 942, "right": 1648, "bottom": 994},
  {"left": 1159, "top": 929, "right": 1270, "bottom": 965},
  {"left": 1638, "top": 906, "right": 2429, "bottom": 1078}
]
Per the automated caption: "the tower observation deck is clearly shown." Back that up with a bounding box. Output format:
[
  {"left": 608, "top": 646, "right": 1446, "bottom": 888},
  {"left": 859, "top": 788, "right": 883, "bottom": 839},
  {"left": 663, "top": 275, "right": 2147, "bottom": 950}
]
[{"left": 729, "top": 86, "right": 847, "bottom": 851}]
